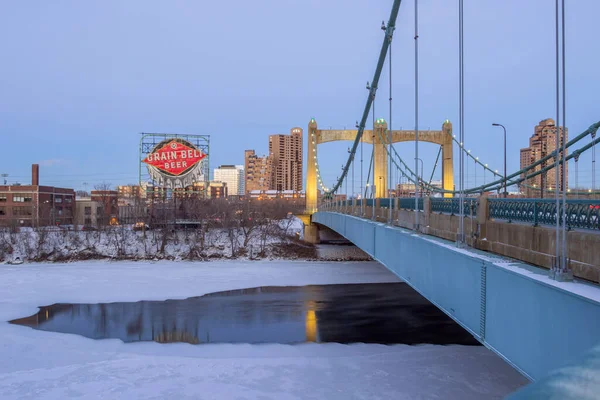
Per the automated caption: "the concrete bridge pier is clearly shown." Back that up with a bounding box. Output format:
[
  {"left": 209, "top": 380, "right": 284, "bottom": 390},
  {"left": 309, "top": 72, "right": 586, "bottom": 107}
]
[{"left": 297, "top": 214, "right": 320, "bottom": 244}]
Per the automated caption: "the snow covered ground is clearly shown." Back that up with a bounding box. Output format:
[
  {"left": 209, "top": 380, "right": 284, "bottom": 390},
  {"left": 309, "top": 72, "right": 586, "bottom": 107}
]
[{"left": 0, "top": 261, "right": 528, "bottom": 399}]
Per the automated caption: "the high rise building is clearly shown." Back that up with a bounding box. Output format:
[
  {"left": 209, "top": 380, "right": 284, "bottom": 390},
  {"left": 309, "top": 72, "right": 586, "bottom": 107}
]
[
  {"left": 520, "top": 118, "right": 568, "bottom": 196},
  {"left": 244, "top": 150, "right": 272, "bottom": 193},
  {"left": 269, "top": 127, "right": 303, "bottom": 192},
  {"left": 214, "top": 165, "right": 244, "bottom": 196}
]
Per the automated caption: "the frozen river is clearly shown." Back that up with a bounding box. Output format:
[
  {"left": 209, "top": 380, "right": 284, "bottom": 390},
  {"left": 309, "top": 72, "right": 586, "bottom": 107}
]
[{"left": 0, "top": 260, "right": 528, "bottom": 399}]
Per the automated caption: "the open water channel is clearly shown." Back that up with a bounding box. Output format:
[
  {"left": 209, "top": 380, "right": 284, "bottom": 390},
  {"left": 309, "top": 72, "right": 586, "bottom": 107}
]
[{"left": 11, "top": 282, "right": 479, "bottom": 346}]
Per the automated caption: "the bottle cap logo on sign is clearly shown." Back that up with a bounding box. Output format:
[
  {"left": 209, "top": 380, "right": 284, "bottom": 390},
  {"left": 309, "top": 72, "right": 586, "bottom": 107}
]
[{"left": 143, "top": 139, "right": 206, "bottom": 177}]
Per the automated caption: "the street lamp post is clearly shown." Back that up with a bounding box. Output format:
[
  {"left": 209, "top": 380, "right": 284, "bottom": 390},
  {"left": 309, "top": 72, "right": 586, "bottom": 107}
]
[{"left": 492, "top": 123, "right": 508, "bottom": 198}]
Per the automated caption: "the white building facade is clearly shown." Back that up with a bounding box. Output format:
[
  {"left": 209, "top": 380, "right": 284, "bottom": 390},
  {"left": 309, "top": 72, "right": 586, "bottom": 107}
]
[{"left": 213, "top": 165, "right": 245, "bottom": 196}]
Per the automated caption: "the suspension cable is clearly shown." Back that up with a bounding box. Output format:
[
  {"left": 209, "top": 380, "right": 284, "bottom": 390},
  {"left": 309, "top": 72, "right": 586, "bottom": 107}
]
[
  {"left": 325, "top": 0, "right": 402, "bottom": 195},
  {"left": 428, "top": 146, "right": 442, "bottom": 186}
]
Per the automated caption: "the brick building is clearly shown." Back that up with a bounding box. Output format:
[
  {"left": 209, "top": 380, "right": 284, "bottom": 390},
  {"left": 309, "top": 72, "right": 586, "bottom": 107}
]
[
  {"left": 245, "top": 127, "right": 303, "bottom": 194},
  {"left": 0, "top": 164, "right": 75, "bottom": 227},
  {"left": 90, "top": 190, "right": 119, "bottom": 225},
  {"left": 269, "top": 127, "right": 303, "bottom": 192},
  {"left": 244, "top": 150, "right": 272, "bottom": 193}
]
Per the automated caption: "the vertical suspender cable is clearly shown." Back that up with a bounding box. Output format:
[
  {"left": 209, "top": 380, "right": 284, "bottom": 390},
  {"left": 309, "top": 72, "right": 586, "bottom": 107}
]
[
  {"left": 389, "top": 27, "right": 394, "bottom": 223},
  {"left": 554, "top": 0, "right": 561, "bottom": 273},
  {"left": 560, "top": 0, "right": 568, "bottom": 272},
  {"left": 361, "top": 118, "right": 364, "bottom": 214},
  {"left": 414, "top": 0, "right": 420, "bottom": 229},
  {"left": 372, "top": 98, "right": 376, "bottom": 199},
  {"left": 352, "top": 146, "right": 355, "bottom": 200},
  {"left": 458, "top": 0, "right": 465, "bottom": 244},
  {"left": 593, "top": 134, "right": 597, "bottom": 198}
]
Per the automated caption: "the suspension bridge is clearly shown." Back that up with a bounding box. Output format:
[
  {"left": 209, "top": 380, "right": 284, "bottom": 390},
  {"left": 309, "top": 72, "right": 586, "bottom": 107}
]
[{"left": 298, "top": 0, "right": 600, "bottom": 394}]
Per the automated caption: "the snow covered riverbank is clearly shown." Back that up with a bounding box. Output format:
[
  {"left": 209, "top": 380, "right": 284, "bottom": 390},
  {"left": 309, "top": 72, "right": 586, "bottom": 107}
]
[
  {"left": 0, "top": 218, "right": 313, "bottom": 263},
  {"left": 0, "top": 261, "right": 527, "bottom": 399}
]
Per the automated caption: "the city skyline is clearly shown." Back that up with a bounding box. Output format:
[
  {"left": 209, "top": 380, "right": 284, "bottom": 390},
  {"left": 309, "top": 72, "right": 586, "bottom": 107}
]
[{"left": 1, "top": 1, "right": 599, "bottom": 193}]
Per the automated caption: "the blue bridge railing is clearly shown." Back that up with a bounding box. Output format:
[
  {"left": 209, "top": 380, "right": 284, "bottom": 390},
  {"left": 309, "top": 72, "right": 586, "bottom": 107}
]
[
  {"left": 322, "top": 197, "right": 600, "bottom": 231},
  {"left": 431, "top": 197, "right": 479, "bottom": 217},
  {"left": 489, "top": 198, "right": 600, "bottom": 230},
  {"left": 337, "top": 198, "right": 423, "bottom": 211}
]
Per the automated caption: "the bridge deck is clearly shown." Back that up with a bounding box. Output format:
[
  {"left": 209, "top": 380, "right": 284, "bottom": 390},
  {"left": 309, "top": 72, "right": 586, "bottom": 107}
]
[{"left": 312, "top": 211, "right": 600, "bottom": 382}]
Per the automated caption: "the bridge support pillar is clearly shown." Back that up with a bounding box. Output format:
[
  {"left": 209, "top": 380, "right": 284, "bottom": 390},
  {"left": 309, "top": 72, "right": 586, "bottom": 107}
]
[
  {"left": 306, "top": 119, "right": 319, "bottom": 213},
  {"left": 304, "top": 223, "right": 320, "bottom": 244},
  {"left": 441, "top": 121, "right": 454, "bottom": 198},
  {"left": 373, "top": 121, "right": 388, "bottom": 199}
]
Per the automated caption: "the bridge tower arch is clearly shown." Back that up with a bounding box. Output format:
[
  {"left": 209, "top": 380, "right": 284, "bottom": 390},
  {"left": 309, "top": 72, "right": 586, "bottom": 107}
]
[{"left": 306, "top": 119, "right": 454, "bottom": 213}]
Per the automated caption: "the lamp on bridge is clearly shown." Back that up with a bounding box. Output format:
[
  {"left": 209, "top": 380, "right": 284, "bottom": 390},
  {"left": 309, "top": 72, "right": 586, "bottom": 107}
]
[{"left": 492, "top": 123, "right": 508, "bottom": 198}]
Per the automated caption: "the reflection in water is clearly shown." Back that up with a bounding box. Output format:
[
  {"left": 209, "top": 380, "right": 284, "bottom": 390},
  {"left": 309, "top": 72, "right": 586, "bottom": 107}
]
[{"left": 10, "top": 283, "right": 480, "bottom": 346}]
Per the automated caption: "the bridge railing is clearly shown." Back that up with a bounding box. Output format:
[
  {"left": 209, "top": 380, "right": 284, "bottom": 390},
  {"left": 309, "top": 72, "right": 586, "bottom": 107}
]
[
  {"left": 488, "top": 198, "right": 600, "bottom": 230},
  {"left": 430, "top": 197, "right": 478, "bottom": 217},
  {"left": 320, "top": 197, "right": 600, "bottom": 231}
]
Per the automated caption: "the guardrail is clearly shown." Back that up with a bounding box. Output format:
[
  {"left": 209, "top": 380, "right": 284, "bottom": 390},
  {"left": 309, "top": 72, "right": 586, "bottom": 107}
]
[
  {"left": 489, "top": 198, "right": 600, "bottom": 230},
  {"left": 431, "top": 198, "right": 478, "bottom": 217},
  {"left": 321, "top": 197, "right": 600, "bottom": 231}
]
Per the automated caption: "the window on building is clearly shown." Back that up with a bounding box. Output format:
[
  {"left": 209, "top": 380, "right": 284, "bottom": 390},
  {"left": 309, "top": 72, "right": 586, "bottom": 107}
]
[
  {"left": 0, "top": 194, "right": 6, "bottom": 202},
  {"left": 13, "top": 195, "right": 26, "bottom": 202},
  {"left": 55, "top": 196, "right": 63, "bottom": 203},
  {"left": 65, "top": 196, "right": 72, "bottom": 203},
  {"left": 0, "top": 207, "right": 5, "bottom": 215},
  {"left": 84, "top": 218, "right": 92, "bottom": 226},
  {"left": 23, "top": 196, "right": 33, "bottom": 202},
  {"left": 84, "top": 206, "right": 92, "bottom": 216},
  {"left": 13, "top": 206, "right": 32, "bottom": 216}
]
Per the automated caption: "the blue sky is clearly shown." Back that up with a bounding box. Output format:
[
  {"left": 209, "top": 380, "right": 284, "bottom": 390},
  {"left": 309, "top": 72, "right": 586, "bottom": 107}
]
[{"left": 1, "top": 0, "right": 599, "bottom": 192}]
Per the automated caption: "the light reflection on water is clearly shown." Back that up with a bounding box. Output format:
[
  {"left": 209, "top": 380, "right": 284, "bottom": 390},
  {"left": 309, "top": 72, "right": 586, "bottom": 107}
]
[{"left": 10, "top": 283, "right": 480, "bottom": 346}]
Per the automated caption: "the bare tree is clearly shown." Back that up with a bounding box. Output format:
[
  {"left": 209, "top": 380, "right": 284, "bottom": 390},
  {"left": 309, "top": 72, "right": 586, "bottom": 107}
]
[{"left": 93, "top": 182, "right": 116, "bottom": 227}]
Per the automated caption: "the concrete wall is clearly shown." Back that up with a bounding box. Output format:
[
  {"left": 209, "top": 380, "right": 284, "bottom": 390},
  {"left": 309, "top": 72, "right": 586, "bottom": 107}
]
[{"left": 312, "top": 211, "right": 600, "bottom": 382}]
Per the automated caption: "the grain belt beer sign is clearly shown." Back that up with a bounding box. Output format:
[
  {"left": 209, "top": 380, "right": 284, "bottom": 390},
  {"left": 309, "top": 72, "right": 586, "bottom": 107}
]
[{"left": 143, "top": 138, "right": 207, "bottom": 188}]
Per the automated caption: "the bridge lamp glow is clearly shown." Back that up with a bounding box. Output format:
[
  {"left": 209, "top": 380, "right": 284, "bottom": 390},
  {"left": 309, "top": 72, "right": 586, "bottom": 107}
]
[
  {"left": 485, "top": 164, "right": 488, "bottom": 167},
  {"left": 476, "top": 157, "right": 479, "bottom": 161}
]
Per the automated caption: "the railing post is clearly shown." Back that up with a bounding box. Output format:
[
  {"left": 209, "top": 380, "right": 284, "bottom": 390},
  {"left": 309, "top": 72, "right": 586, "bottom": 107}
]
[
  {"left": 476, "top": 195, "right": 488, "bottom": 240},
  {"left": 372, "top": 198, "right": 379, "bottom": 221},
  {"left": 423, "top": 196, "right": 431, "bottom": 230},
  {"left": 533, "top": 201, "right": 538, "bottom": 227}
]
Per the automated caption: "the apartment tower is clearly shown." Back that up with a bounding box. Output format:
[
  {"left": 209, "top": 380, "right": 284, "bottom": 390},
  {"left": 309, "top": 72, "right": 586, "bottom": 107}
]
[
  {"left": 520, "top": 118, "right": 568, "bottom": 196},
  {"left": 268, "top": 127, "right": 303, "bottom": 192}
]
